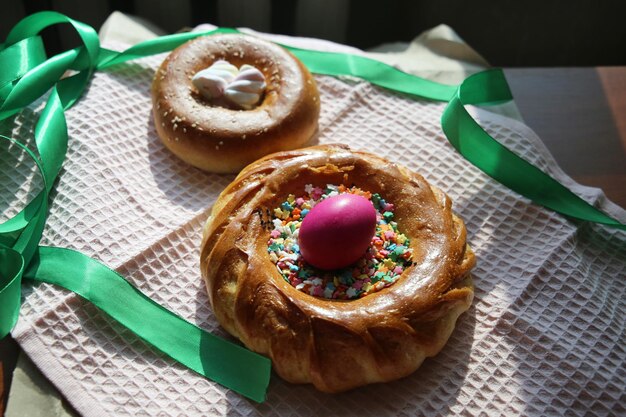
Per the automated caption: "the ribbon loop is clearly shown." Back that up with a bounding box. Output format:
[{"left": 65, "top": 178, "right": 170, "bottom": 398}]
[
  {"left": 0, "top": 11, "right": 101, "bottom": 121},
  {"left": 5, "top": 11, "right": 100, "bottom": 65},
  {"left": 0, "top": 37, "right": 47, "bottom": 91}
]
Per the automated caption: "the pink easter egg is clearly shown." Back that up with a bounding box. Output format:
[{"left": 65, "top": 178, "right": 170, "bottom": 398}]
[{"left": 299, "top": 194, "right": 377, "bottom": 270}]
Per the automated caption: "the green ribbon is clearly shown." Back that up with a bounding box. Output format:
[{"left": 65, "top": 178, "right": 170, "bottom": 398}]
[
  {"left": 442, "top": 70, "right": 626, "bottom": 229},
  {"left": 1, "top": 11, "right": 624, "bottom": 404}
]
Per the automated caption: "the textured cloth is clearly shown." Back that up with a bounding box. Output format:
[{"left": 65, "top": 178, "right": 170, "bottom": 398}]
[{"left": 5, "top": 29, "right": 625, "bottom": 417}]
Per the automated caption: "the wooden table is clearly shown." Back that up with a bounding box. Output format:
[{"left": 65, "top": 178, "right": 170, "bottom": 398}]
[{"left": 1, "top": 66, "right": 625, "bottom": 416}]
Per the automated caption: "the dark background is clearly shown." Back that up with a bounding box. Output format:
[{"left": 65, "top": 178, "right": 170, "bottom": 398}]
[{"left": 2, "top": 0, "right": 626, "bottom": 66}]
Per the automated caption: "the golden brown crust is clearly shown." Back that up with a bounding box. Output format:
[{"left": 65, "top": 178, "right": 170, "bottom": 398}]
[
  {"left": 200, "top": 145, "right": 475, "bottom": 392},
  {"left": 152, "top": 34, "right": 320, "bottom": 173}
]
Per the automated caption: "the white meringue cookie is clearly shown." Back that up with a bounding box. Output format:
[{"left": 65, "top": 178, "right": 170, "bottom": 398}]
[
  {"left": 192, "top": 60, "right": 266, "bottom": 109},
  {"left": 224, "top": 65, "right": 267, "bottom": 109},
  {"left": 192, "top": 60, "right": 239, "bottom": 100},
  {"left": 224, "top": 89, "right": 262, "bottom": 110},
  {"left": 238, "top": 64, "right": 266, "bottom": 82}
]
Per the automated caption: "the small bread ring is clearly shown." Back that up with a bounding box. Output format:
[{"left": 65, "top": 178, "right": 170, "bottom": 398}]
[
  {"left": 152, "top": 34, "right": 320, "bottom": 173},
  {"left": 200, "top": 144, "right": 475, "bottom": 392}
]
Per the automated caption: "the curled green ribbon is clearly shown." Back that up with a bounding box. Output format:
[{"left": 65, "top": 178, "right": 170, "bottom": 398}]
[
  {"left": 1, "top": 11, "right": 624, "bottom": 405},
  {"left": 442, "top": 70, "right": 626, "bottom": 229},
  {"left": 0, "top": 12, "right": 272, "bottom": 403}
]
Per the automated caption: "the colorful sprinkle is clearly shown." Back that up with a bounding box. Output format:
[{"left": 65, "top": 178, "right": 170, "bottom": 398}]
[{"left": 266, "top": 184, "right": 414, "bottom": 300}]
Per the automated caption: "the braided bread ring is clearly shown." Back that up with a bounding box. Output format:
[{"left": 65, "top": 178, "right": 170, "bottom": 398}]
[{"left": 200, "top": 145, "right": 475, "bottom": 392}]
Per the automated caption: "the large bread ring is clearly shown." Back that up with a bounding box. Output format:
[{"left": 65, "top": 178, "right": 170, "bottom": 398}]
[
  {"left": 152, "top": 34, "right": 320, "bottom": 173},
  {"left": 200, "top": 144, "right": 475, "bottom": 392}
]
